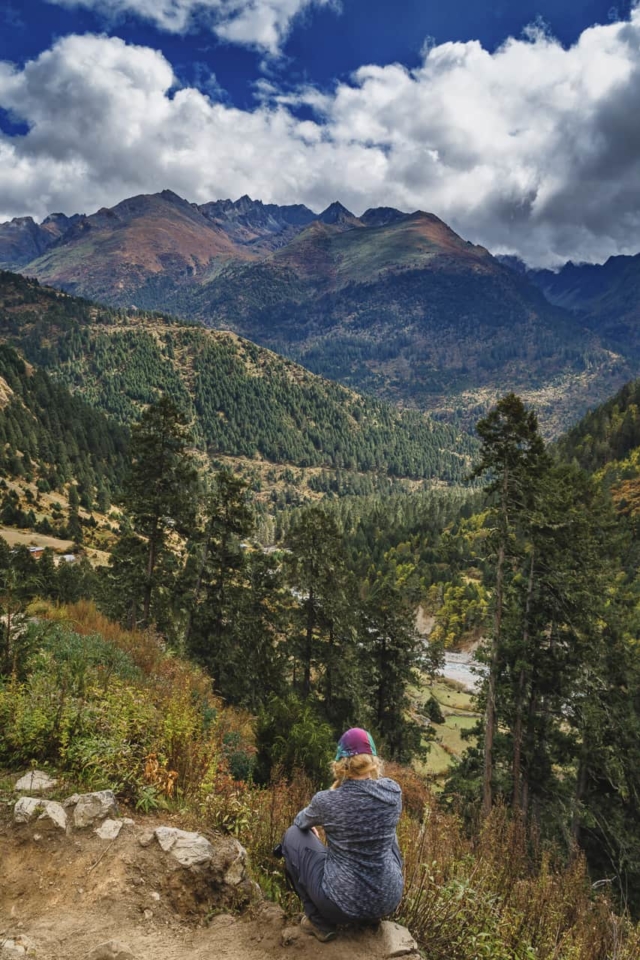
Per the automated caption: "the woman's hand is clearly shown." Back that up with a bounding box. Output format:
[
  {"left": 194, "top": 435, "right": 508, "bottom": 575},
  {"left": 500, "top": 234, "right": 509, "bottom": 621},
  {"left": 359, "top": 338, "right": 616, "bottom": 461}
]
[{"left": 311, "top": 827, "right": 321, "bottom": 839}]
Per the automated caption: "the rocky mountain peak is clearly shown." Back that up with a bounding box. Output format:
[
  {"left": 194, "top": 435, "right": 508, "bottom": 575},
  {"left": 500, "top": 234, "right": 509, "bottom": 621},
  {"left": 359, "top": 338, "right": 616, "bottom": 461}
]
[
  {"left": 360, "top": 207, "right": 407, "bottom": 228},
  {"left": 317, "top": 201, "right": 359, "bottom": 225}
]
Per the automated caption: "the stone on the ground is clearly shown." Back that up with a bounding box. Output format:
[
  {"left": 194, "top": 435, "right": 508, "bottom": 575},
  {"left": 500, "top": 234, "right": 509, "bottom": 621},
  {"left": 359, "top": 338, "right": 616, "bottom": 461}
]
[
  {"left": 69, "top": 790, "right": 118, "bottom": 828},
  {"left": 0, "top": 936, "right": 37, "bottom": 958},
  {"left": 83, "top": 941, "right": 137, "bottom": 960},
  {"left": 14, "top": 771, "right": 57, "bottom": 793},
  {"left": 95, "top": 818, "right": 123, "bottom": 840},
  {"left": 138, "top": 829, "right": 155, "bottom": 848},
  {"left": 37, "top": 800, "right": 67, "bottom": 832},
  {"left": 154, "top": 827, "right": 214, "bottom": 867},
  {"left": 13, "top": 797, "right": 43, "bottom": 824},
  {"left": 255, "top": 901, "right": 285, "bottom": 924},
  {"left": 13, "top": 797, "right": 66, "bottom": 831},
  {"left": 216, "top": 838, "right": 247, "bottom": 886},
  {"left": 155, "top": 826, "right": 252, "bottom": 915},
  {"left": 280, "top": 926, "right": 302, "bottom": 946},
  {"left": 378, "top": 921, "right": 419, "bottom": 958}
]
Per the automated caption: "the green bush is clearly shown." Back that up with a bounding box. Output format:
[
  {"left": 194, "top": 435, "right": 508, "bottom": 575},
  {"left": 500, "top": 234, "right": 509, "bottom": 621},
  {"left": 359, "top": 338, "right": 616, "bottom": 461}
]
[{"left": 255, "top": 694, "right": 335, "bottom": 786}]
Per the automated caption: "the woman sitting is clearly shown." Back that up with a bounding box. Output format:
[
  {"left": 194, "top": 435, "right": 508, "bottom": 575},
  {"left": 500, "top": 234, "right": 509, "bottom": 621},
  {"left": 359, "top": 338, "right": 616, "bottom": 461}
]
[{"left": 281, "top": 727, "right": 404, "bottom": 942}]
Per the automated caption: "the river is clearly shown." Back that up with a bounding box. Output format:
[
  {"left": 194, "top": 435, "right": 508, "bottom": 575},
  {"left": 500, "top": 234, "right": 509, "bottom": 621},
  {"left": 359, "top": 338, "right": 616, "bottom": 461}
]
[{"left": 442, "top": 651, "right": 484, "bottom": 691}]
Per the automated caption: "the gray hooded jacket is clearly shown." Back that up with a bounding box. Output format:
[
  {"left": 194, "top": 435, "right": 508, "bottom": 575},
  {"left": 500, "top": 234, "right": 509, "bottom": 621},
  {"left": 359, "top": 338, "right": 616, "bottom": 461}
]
[{"left": 293, "top": 776, "right": 403, "bottom": 919}]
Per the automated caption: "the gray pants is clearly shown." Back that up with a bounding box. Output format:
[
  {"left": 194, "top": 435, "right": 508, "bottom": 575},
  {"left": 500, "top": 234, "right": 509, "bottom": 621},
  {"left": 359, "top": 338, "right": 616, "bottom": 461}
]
[{"left": 282, "top": 825, "right": 356, "bottom": 933}]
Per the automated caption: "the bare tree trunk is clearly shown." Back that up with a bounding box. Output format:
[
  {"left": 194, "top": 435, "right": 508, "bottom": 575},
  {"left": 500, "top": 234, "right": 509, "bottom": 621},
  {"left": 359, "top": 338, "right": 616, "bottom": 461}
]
[
  {"left": 521, "top": 681, "right": 538, "bottom": 818},
  {"left": 142, "top": 518, "right": 160, "bottom": 626},
  {"left": 325, "top": 621, "right": 334, "bottom": 714},
  {"left": 183, "top": 533, "right": 211, "bottom": 649},
  {"left": 483, "top": 541, "right": 504, "bottom": 818},
  {"left": 572, "top": 740, "right": 588, "bottom": 848},
  {"left": 303, "top": 587, "right": 314, "bottom": 699},
  {"left": 513, "top": 548, "right": 535, "bottom": 811}
]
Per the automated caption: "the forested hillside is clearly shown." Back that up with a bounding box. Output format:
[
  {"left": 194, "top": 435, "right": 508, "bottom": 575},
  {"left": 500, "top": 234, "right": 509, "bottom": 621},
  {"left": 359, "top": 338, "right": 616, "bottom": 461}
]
[
  {"left": 2, "top": 192, "right": 634, "bottom": 435},
  {"left": 0, "top": 271, "right": 474, "bottom": 487}
]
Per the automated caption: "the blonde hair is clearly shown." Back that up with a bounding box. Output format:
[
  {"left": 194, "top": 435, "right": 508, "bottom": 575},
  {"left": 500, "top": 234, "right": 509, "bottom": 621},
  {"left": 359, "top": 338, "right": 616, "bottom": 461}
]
[{"left": 330, "top": 753, "right": 384, "bottom": 790}]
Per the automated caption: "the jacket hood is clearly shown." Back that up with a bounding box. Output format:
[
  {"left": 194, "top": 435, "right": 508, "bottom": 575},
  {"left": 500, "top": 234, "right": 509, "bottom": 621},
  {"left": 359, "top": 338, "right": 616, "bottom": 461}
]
[{"left": 343, "top": 776, "right": 401, "bottom": 806}]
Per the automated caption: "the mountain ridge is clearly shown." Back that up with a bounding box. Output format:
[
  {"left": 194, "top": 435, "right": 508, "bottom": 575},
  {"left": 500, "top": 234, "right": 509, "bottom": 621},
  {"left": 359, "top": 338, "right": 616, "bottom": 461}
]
[{"left": 1, "top": 192, "right": 637, "bottom": 435}]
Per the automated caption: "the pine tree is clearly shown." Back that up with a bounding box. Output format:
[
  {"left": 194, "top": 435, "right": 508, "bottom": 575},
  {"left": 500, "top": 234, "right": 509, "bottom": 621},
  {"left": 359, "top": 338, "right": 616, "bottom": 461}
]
[
  {"left": 361, "top": 573, "right": 422, "bottom": 762},
  {"left": 67, "top": 483, "right": 83, "bottom": 544},
  {"left": 473, "top": 394, "right": 548, "bottom": 816},
  {"left": 183, "top": 470, "right": 263, "bottom": 702},
  {"left": 124, "top": 397, "right": 198, "bottom": 626},
  {"left": 285, "top": 507, "right": 350, "bottom": 703}
]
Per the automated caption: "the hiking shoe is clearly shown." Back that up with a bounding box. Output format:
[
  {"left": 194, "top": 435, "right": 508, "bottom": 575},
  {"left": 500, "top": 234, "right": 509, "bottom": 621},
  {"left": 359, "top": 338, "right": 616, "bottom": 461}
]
[{"left": 300, "top": 916, "right": 337, "bottom": 943}]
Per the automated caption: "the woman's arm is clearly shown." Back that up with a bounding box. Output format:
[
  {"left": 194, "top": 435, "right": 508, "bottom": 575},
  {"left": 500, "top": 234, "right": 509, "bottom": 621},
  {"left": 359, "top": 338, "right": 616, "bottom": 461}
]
[{"left": 293, "top": 791, "right": 327, "bottom": 831}]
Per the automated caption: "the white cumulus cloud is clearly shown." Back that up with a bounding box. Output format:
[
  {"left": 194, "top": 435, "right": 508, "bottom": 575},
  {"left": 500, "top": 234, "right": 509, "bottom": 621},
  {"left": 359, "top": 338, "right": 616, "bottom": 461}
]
[
  {"left": 45, "top": 0, "right": 337, "bottom": 55},
  {"left": 3, "top": 9, "right": 640, "bottom": 265}
]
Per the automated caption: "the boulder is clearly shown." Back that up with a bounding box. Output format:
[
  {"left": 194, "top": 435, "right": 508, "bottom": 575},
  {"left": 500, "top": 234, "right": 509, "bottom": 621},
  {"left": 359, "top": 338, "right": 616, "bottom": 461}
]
[
  {"left": 95, "top": 818, "right": 123, "bottom": 841},
  {"left": 378, "top": 921, "right": 419, "bottom": 958},
  {"left": 153, "top": 826, "right": 251, "bottom": 916},
  {"left": 154, "top": 827, "right": 214, "bottom": 867},
  {"left": 83, "top": 942, "right": 137, "bottom": 960},
  {"left": 37, "top": 800, "right": 67, "bottom": 832},
  {"left": 68, "top": 790, "right": 118, "bottom": 828},
  {"left": 13, "top": 797, "right": 67, "bottom": 831},
  {"left": 13, "top": 797, "right": 43, "bottom": 824},
  {"left": 14, "top": 771, "right": 58, "bottom": 793}
]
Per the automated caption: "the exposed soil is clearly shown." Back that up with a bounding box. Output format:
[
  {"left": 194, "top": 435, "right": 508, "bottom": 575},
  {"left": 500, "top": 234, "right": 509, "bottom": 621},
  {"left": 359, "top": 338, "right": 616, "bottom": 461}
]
[{"left": 0, "top": 799, "right": 410, "bottom": 960}]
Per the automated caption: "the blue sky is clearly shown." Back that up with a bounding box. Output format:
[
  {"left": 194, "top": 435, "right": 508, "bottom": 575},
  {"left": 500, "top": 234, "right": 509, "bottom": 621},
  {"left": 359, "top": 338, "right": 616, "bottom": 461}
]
[
  {"left": 1, "top": 1, "right": 629, "bottom": 108},
  {"left": 1, "top": 0, "right": 640, "bottom": 265}
]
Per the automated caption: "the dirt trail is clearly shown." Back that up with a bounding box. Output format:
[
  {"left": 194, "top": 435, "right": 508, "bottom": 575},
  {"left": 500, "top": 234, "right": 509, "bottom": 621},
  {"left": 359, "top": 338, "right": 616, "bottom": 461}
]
[{"left": 0, "top": 802, "right": 414, "bottom": 960}]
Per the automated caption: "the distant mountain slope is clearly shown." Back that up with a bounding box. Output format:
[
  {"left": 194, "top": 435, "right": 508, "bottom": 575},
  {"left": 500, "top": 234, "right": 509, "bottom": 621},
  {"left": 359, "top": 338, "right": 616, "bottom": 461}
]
[
  {"left": 2, "top": 193, "right": 636, "bottom": 435},
  {"left": 556, "top": 376, "right": 640, "bottom": 520},
  {"left": 0, "top": 213, "right": 79, "bottom": 268},
  {"left": 0, "top": 341, "right": 129, "bottom": 520},
  {"left": 175, "top": 214, "right": 632, "bottom": 435},
  {"left": 24, "top": 190, "right": 256, "bottom": 305},
  {"left": 524, "top": 255, "right": 640, "bottom": 356},
  {"left": 557, "top": 377, "right": 640, "bottom": 473},
  {"left": 0, "top": 271, "right": 474, "bottom": 484}
]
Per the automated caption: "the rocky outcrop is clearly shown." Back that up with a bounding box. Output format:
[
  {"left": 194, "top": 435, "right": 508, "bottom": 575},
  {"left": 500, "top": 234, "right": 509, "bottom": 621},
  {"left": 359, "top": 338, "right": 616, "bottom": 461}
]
[
  {"left": 95, "top": 818, "right": 133, "bottom": 840},
  {"left": 378, "top": 921, "right": 420, "bottom": 958},
  {"left": 13, "top": 797, "right": 67, "bottom": 832},
  {"left": 152, "top": 826, "right": 253, "bottom": 915},
  {"left": 14, "top": 771, "right": 58, "bottom": 793},
  {"left": 13, "top": 790, "right": 120, "bottom": 836},
  {"left": 65, "top": 790, "right": 118, "bottom": 828}
]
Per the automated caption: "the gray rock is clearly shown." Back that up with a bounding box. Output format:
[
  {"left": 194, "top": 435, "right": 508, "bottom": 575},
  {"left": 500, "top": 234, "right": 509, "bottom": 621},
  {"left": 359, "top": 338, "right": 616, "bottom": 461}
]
[
  {"left": 280, "top": 926, "right": 301, "bottom": 946},
  {"left": 95, "top": 818, "right": 122, "bottom": 841},
  {"left": 83, "top": 941, "right": 137, "bottom": 960},
  {"left": 70, "top": 790, "right": 118, "bottom": 828},
  {"left": 224, "top": 848, "right": 247, "bottom": 886},
  {"left": 13, "top": 797, "right": 66, "bottom": 831},
  {"left": 0, "top": 936, "right": 37, "bottom": 958},
  {"left": 37, "top": 800, "right": 66, "bottom": 832},
  {"left": 210, "top": 836, "right": 248, "bottom": 885},
  {"left": 138, "top": 829, "right": 154, "bottom": 848},
  {"left": 13, "top": 797, "right": 43, "bottom": 824},
  {"left": 378, "top": 921, "right": 419, "bottom": 958},
  {"left": 154, "top": 827, "right": 214, "bottom": 867},
  {"left": 15, "top": 771, "right": 58, "bottom": 793}
]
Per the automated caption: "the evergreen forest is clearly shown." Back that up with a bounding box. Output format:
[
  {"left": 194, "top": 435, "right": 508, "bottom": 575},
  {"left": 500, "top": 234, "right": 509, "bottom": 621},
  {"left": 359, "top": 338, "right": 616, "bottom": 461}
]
[{"left": 0, "top": 269, "right": 639, "bottom": 959}]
